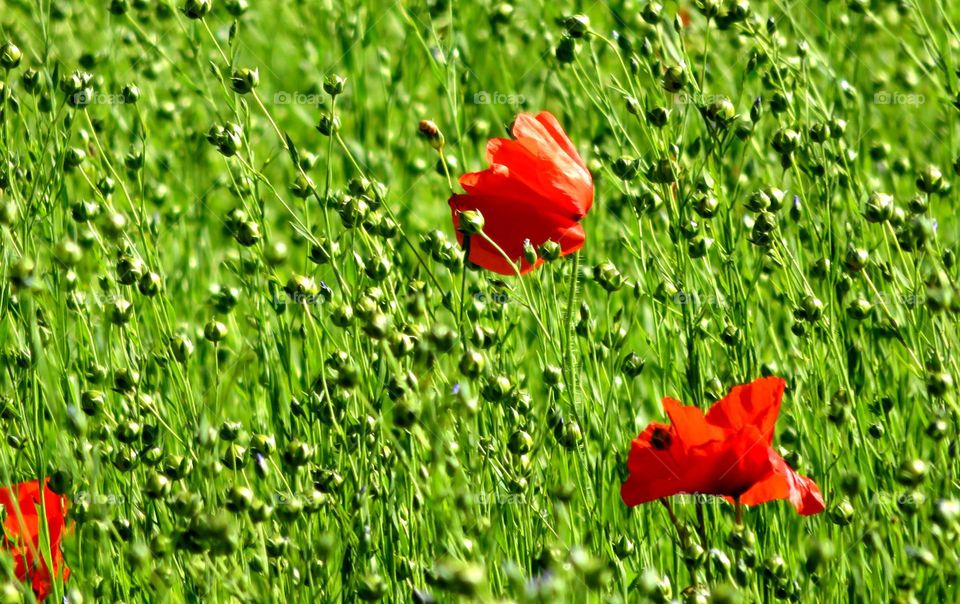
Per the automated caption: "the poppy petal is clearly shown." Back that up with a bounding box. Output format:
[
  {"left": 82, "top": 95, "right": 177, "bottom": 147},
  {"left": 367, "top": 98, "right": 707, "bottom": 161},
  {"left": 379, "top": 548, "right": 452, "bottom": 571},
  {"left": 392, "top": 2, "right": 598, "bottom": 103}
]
[
  {"left": 1, "top": 480, "right": 70, "bottom": 601},
  {"left": 662, "top": 397, "right": 725, "bottom": 447},
  {"left": 532, "top": 112, "right": 588, "bottom": 170},
  {"left": 739, "top": 449, "right": 826, "bottom": 515},
  {"left": 621, "top": 418, "right": 695, "bottom": 506},
  {"left": 485, "top": 133, "right": 592, "bottom": 220},
  {"left": 459, "top": 158, "right": 544, "bottom": 202},
  {"left": 706, "top": 377, "right": 785, "bottom": 444}
]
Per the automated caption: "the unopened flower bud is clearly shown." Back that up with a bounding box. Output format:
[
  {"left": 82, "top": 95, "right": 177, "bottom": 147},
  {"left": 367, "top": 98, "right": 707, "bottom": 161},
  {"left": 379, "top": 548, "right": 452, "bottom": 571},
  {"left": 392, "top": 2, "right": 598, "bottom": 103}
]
[
  {"left": 457, "top": 210, "right": 485, "bottom": 235},
  {"left": 230, "top": 67, "right": 259, "bottom": 94},
  {"left": 182, "top": 0, "right": 212, "bottom": 20},
  {"left": 418, "top": 120, "right": 444, "bottom": 150},
  {"left": 1, "top": 42, "right": 23, "bottom": 70},
  {"left": 864, "top": 192, "right": 894, "bottom": 223},
  {"left": 323, "top": 74, "right": 346, "bottom": 97}
]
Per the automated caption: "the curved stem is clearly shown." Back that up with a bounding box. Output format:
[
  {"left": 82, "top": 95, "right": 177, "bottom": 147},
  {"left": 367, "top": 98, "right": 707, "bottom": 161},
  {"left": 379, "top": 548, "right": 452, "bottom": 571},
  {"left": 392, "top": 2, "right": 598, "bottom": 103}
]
[
  {"left": 564, "top": 251, "right": 582, "bottom": 409},
  {"left": 458, "top": 236, "right": 471, "bottom": 338}
]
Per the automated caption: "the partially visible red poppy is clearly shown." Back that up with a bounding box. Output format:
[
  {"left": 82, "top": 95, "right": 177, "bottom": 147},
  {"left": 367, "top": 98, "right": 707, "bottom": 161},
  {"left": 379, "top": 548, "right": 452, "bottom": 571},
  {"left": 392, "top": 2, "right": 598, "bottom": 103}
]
[
  {"left": 0, "top": 479, "right": 70, "bottom": 601},
  {"left": 620, "top": 377, "right": 825, "bottom": 515},
  {"left": 449, "top": 111, "right": 593, "bottom": 275}
]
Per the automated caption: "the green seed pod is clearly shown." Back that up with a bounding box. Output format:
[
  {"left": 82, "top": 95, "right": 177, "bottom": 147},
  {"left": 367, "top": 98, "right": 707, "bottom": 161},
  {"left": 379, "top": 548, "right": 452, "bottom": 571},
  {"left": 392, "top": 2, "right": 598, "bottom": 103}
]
[
  {"left": 661, "top": 65, "right": 686, "bottom": 93},
  {"left": 683, "top": 542, "right": 706, "bottom": 567},
  {"left": 845, "top": 297, "right": 872, "bottom": 320},
  {"left": 458, "top": 210, "right": 485, "bottom": 235},
  {"left": 621, "top": 352, "right": 645, "bottom": 377},
  {"left": 539, "top": 239, "right": 561, "bottom": 261},
  {"left": 225, "top": 0, "right": 249, "bottom": 15},
  {"left": 694, "top": 195, "right": 719, "bottom": 218},
  {"left": 109, "top": 299, "right": 134, "bottom": 325},
  {"left": 459, "top": 349, "right": 485, "bottom": 378},
  {"left": 230, "top": 67, "right": 259, "bottom": 94},
  {"left": 844, "top": 246, "right": 868, "bottom": 272},
  {"left": 646, "top": 106, "right": 670, "bottom": 128},
  {"left": 916, "top": 164, "right": 944, "bottom": 194},
  {"left": 896, "top": 459, "right": 927, "bottom": 486},
  {"left": 769, "top": 91, "right": 791, "bottom": 114},
  {"left": 225, "top": 485, "right": 254, "bottom": 512},
  {"left": 316, "top": 114, "right": 341, "bottom": 136},
  {"left": 647, "top": 159, "right": 676, "bottom": 184},
  {"left": 69, "top": 200, "right": 100, "bottom": 223},
  {"left": 809, "top": 122, "right": 829, "bottom": 143},
  {"left": 282, "top": 440, "right": 314, "bottom": 467},
  {"left": 289, "top": 173, "right": 315, "bottom": 199},
  {"left": 771, "top": 128, "right": 800, "bottom": 154},
  {"left": 158, "top": 455, "right": 189, "bottom": 481},
  {"left": 926, "top": 371, "right": 953, "bottom": 396},
  {"left": 613, "top": 535, "right": 635, "bottom": 559},
  {"left": 765, "top": 556, "right": 789, "bottom": 584},
  {"left": 112, "top": 446, "right": 139, "bottom": 472},
  {"left": 688, "top": 235, "right": 713, "bottom": 259},
  {"left": 0, "top": 41, "right": 23, "bottom": 69},
  {"left": 594, "top": 261, "right": 625, "bottom": 292},
  {"left": 116, "top": 255, "right": 145, "bottom": 285},
  {"left": 323, "top": 74, "right": 346, "bottom": 97},
  {"left": 925, "top": 418, "right": 948, "bottom": 440},
  {"left": 182, "top": 0, "right": 212, "bottom": 19},
  {"left": 744, "top": 96, "right": 761, "bottom": 123},
  {"left": 745, "top": 187, "right": 784, "bottom": 212},
  {"left": 557, "top": 420, "right": 583, "bottom": 449},
  {"left": 138, "top": 271, "right": 162, "bottom": 297},
  {"left": 80, "top": 389, "right": 105, "bottom": 416},
  {"left": 906, "top": 194, "right": 928, "bottom": 214},
  {"left": 828, "top": 498, "right": 855, "bottom": 526},
  {"left": 563, "top": 14, "right": 590, "bottom": 38},
  {"left": 556, "top": 36, "right": 577, "bottom": 64},
  {"left": 508, "top": 429, "right": 533, "bottom": 454},
  {"left": 204, "top": 320, "right": 228, "bottom": 342},
  {"left": 799, "top": 295, "right": 824, "bottom": 322},
  {"left": 308, "top": 238, "right": 338, "bottom": 264},
  {"left": 122, "top": 83, "right": 140, "bottom": 104},
  {"left": 221, "top": 123, "right": 245, "bottom": 157},
  {"left": 829, "top": 118, "right": 846, "bottom": 138},
  {"left": 864, "top": 192, "right": 894, "bottom": 223},
  {"left": 641, "top": 3, "right": 663, "bottom": 24},
  {"left": 727, "top": 526, "right": 756, "bottom": 551},
  {"left": 145, "top": 472, "right": 171, "bottom": 499},
  {"left": 533, "top": 366, "right": 561, "bottom": 392},
  {"left": 612, "top": 156, "right": 640, "bottom": 181},
  {"left": 222, "top": 443, "right": 247, "bottom": 469},
  {"left": 64, "top": 147, "right": 87, "bottom": 170}
]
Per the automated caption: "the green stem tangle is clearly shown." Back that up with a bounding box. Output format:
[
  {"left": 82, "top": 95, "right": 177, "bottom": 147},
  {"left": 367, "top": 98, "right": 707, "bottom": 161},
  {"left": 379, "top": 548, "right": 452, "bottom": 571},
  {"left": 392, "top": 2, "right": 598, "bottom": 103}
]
[{"left": 564, "top": 251, "right": 582, "bottom": 410}]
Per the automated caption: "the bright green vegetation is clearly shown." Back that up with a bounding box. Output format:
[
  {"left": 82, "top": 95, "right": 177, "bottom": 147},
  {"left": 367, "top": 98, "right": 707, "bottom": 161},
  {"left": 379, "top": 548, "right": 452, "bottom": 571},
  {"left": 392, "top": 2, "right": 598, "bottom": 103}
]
[{"left": 1, "top": 0, "right": 958, "bottom": 602}]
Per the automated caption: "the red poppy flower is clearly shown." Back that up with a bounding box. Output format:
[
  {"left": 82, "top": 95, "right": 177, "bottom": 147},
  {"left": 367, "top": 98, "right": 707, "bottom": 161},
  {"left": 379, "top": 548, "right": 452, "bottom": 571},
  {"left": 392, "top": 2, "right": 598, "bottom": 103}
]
[
  {"left": 620, "top": 377, "right": 825, "bottom": 515},
  {"left": 0, "top": 479, "right": 70, "bottom": 601},
  {"left": 449, "top": 111, "right": 593, "bottom": 275}
]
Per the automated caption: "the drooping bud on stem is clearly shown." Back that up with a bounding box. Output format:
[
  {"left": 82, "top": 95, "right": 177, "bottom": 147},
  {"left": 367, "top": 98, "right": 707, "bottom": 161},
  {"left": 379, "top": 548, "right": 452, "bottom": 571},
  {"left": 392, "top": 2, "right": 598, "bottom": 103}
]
[{"left": 418, "top": 119, "right": 444, "bottom": 150}]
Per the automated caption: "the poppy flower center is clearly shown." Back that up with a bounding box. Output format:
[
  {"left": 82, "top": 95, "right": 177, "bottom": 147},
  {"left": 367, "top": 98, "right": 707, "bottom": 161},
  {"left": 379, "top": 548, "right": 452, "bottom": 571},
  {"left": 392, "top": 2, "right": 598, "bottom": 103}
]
[{"left": 650, "top": 427, "right": 672, "bottom": 450}]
